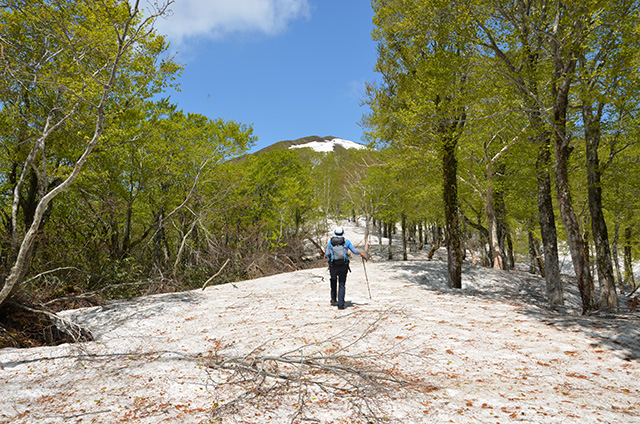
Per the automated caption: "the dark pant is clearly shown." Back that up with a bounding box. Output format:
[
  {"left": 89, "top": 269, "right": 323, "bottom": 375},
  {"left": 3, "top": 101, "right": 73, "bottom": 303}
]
[{"left": 329, "top": 263, "right": 349, "bottom": 308}]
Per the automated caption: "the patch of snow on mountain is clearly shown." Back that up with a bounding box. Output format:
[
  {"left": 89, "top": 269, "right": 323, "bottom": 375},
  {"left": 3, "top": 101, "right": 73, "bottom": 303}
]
[{"left": 289, "top": 138, "right": 366, "bottom": 152}]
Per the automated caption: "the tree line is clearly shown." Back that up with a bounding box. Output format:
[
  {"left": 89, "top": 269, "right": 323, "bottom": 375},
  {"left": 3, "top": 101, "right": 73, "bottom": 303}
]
[{"left": 364, "top": 0, "right": 640, "bottom": 314}]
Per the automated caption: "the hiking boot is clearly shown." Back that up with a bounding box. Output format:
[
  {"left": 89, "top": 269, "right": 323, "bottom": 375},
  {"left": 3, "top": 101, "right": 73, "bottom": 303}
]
[{"left": 330, "top": 299, "right": 338, "bottom": 306}]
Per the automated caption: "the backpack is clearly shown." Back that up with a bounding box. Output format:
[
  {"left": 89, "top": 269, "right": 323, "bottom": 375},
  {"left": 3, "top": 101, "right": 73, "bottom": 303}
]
[{"left": 330, "top": 236, "right": 348, "bottom": 265}]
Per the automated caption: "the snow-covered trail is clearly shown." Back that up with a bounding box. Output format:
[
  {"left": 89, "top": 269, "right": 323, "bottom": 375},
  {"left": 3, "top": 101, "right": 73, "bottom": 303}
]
[{"left": 1, "top": 223, "right": 639, "bottom": 423}]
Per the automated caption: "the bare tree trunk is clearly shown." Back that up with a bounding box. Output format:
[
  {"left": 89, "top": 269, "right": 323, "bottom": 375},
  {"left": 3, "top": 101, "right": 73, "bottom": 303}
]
[
  {"left": 443, "top": 135, "right": 462, "bottom": 289},
  {"left": 536, "top": 134, "right": 562, "bottom": 306},
  {"left": 623, "top": 226, "right": 635, "bottom": 288},
  {"left": 554, "top": 118, "right": 595, "bottom": 313},
  {"left": 612, "top": 220, "right": 624, "bottom": 293},
  {"left": 555, "top": 141, "right": 595, "bottom": 313},
  {"left": 461, "top": 211, "right": 490, "bottom": 266},
  {"left": 550, "top": 19, "right": 595, "bottom": 314},
  {"left": 493, "top": 164, "right": 511, "bottom": 270},
  {"left": 485, "top": 183, "right": 503, "bottom": 270},
  {"left": 153, "top": 210, "right": 171, "bottom": 273},
  {"left": 505, "top": 230, "right": 515, "bottom": 270},
  {"left": 401, "top": 213, "right": 408, "bottom": 261},
  {"left": 387, "top": 222, "right": 393, "bottom": 260},
  {"left": 528, "top": 231, "right": 545, "bottom": 276},
  {"left": 364, "top": 214, "right": 372, "bottom": 255},
  {"left": 377, "top": 219, "right": 383, "bottom": 255},
  {"left": 583, "top": 104, "right": 618, "bottom": 310},
  {"left": 121, "top": 201, "right": 133, "bottom": 258}
]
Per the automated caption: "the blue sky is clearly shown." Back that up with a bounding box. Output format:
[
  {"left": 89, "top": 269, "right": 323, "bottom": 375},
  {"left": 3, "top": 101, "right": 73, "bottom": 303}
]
[{"left": 152, "top": 0, "right": 378, "bottom": 153}]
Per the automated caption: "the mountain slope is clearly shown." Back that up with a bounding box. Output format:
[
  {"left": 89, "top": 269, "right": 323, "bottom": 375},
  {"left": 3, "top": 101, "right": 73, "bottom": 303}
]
[{"left": 253, "top": 135, "right": 367, "bottom": 155}]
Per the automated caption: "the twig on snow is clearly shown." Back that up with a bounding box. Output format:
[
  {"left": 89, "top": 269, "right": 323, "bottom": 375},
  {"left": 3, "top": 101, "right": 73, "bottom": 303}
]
[
  {"left": 11, "top": 302, "right": 93, "bottom": 342},
  {"left": 204, "top": 309, "right": 435, "bottom": 423}
]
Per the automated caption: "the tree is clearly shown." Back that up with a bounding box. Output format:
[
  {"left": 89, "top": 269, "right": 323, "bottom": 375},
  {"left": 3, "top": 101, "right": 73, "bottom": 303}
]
[
  {"left": 0, "top": 0, "right": 178, "bottom": 308},
  {"left": 458, "top": 71, "right": 529, "bottom": 270},
  {"left": 239, "top": 149, "right": 316, "bottom": 248},
  {"left": 473, "top": 0, "right": 579, "bottom": 308},
  {"left": 67, "top": 99, "right": 254, "bottom": 278},
  {"left": 368, "top": 0, "right": 475, "bottom": 288},
  {"left": 574, "top": 1, "right": 640, "bottom": 310}
]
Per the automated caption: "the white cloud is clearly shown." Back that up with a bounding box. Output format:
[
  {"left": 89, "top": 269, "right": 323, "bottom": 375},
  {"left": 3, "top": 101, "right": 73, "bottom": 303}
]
[{"left": 151, "top": 0, "right": 311, "bottom": 44}]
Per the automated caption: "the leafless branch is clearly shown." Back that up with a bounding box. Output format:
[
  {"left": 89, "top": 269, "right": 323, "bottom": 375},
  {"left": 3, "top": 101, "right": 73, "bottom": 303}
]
[
  {"left": 12, "top": 302, "right": 93, "bottom": 342},
  {"left": 19, "top": 266, "right": 85, "bottom": 286},
  {"left": 201, "top": 258, "right": 230, "bottom": 290},
  {"left": 204, "top": 311, "right": 436, "bottom": 423}
]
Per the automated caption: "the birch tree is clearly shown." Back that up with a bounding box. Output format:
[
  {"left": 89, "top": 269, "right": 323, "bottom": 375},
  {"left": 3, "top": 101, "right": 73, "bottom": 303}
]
[{"left": 0, "top": 0, "right": 177, "bottom": 308}]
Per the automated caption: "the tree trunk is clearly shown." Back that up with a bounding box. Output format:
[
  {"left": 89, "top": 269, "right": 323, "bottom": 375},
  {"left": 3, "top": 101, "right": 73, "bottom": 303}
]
[
  {"left": 485, "top": 183, "right": 503, "bottom": 270},
  {"left": 122, "top": 200, "right": 133, "bottom": 257},
  {"left": 494, "top": 164, "right": 510, "bottom": 269},
  {"left": 583, "top": 104, "right": 618, "bottom": 310},
  {"left": 555, "top": 142, "right": 595, "bottom": 313},
  {"left": 623, "top": 226, "right": 635, "bottom": 288},
  {"left": 461, "top": 211, "right": 490, "bottom": 266},
  {"left": 443, "top": 135, "right": 462, "bottom": 289},
  {"left": 401, "top": 213, "right": 408, "bottom": 261},
  {"left": 612, "top": 220, "right": 624, "bottom": 293},
  {"left": 387, "top": 222, "right": 393, "bottom": 260},
  {"left": 554, "top": 125, "right": 595, "bottom": 313},
  {"left": 506, "top": 230, "right": 515, "bottom": 270},
  {"left": 364, "top": 214, "right": 372, "bottom": 255},
  {"left": 536, "top": 134, "right": 563, "bottom": 306},
  {"left": 427, "top": 225, "right": 441, "bottom": 261},
  {"left": 485, "top": 159, "right": 506, "bottom": 270},
  {"left": 378, "top": 219, "right": 383, "bottom": 255},
  {"left": 153, "top": 210, "right": 171, "bottom": 272},
  {"left": 528, "top": 231, "right": 537, "bottom": 274},
  {"left": 550, "top": 29, "right": 595, "bottom": 314},
  {"left": 528, "top": 230, "right": 545, "bottom": 276}
]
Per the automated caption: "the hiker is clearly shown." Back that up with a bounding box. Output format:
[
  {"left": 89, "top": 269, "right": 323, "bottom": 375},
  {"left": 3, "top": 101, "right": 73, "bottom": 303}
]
[{"left": 326, "top": 226, "right": 367, "bottom": 309}]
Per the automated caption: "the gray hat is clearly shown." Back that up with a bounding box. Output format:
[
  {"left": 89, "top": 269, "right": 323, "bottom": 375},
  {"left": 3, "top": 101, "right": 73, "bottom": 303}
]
[{"left": 334, "top": 226, "right": 344, "bottom": 236}]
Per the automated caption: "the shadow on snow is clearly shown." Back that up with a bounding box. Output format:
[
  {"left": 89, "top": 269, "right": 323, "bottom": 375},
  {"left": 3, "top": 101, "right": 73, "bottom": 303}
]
[{"left": 386, "top": 259, "right": 640, "bottom": 361}]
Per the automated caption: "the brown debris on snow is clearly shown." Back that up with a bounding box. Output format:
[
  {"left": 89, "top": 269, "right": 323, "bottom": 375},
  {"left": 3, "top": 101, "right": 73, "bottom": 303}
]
[{"left": 1, "top": 223, "right": 639, "bottom": 423}]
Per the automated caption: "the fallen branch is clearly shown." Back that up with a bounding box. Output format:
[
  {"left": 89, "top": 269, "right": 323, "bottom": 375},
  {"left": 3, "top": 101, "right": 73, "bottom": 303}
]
[
  {"left": 305, "top": 236, "right": 326, "bottom": 257},
  {"left": 203, "top": 310, "right": 435, "bottom": 423},
  {"left": 19, "top": 266, "right": 87, "bottom": 287},
  {"left": 627, "top": 282, "right": 640, "bottom": 297},
  {"left": 43, "top": 293, "right": 100, "bottom": 307},
  {"left": 206, "top": 348, "right": 430, "bottom": 423},
  {"left": 12, "top": 302, "right": 93, "bottom": 342},
  {"left": 201, "top": 258, "right": 230, "bottom": 290}
]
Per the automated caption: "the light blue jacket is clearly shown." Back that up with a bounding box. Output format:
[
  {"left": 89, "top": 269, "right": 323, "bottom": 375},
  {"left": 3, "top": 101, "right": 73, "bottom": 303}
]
[{"left": 326, "top": 237, "right": 360, "bottom": 261}]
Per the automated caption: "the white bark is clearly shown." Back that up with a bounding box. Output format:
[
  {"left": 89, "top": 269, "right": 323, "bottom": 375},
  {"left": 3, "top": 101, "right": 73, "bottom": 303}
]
[{"left": 0, "top": 1, "right": 170, "bottom": 307}]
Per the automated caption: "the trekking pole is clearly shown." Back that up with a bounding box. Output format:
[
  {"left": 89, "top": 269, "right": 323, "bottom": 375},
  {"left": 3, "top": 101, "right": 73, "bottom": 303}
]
[{"left": 362, "top": 256, "right": 372, "bottom": 299}]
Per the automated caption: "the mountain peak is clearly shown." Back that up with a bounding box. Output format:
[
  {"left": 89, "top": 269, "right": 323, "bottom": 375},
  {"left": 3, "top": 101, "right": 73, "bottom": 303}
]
[
  {"left": 252, "top": 135, "right": 367, "bottom": 156},
  {"left": 288, "top": 137, "right": 367, "bottom": 153}
]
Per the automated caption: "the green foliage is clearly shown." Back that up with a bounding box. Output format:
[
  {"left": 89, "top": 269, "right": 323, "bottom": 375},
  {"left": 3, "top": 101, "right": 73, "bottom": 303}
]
[
  {"left": 226, "top": 148, "right": 318, "bottom": 248},
  {"left": 5, "top": 0, "right": 640, "bottom": 315},
  {"left": 363, "top": 0, "right": 640, "bottom": 280}
]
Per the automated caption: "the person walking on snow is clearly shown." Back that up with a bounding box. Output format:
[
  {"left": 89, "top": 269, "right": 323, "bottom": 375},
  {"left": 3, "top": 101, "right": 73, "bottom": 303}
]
[{"left": 326, "top": 226, "right": 366, "bottom": 309}]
